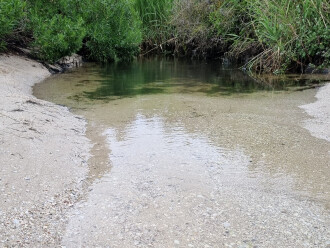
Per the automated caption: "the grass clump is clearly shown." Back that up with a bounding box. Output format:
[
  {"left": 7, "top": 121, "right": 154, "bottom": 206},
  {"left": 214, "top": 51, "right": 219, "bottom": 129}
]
[
  {"left": 82, "top": 0, "right": 142, "bottom": 62},
  {"left": 135, "top": 0, "right": 174, "bottom": 52},
  {"left": 210, "top": 0, "right": 330, "bottom": 73},
  {"left": 171, "top": 0, "right": 221, "bottom": 58}
]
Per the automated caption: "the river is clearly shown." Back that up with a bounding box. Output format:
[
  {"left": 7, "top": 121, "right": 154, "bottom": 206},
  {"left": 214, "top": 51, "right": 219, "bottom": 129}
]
[{"left": 34, "top": 58, "right": 330, "bottom": 247}]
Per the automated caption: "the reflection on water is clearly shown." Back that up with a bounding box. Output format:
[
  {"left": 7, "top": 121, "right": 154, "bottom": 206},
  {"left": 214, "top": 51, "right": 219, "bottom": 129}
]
[
  {"left": 63, "top": 112, "right": 329, "bottom": 247},
  {"left": 64, "top": 115, "right": 255, "bottom": 247},
  {"left": 34, "top": 58, "right": 330, "bottom": 247},
  {"left": 36, "top": 58, "right": 328, "bottom": 104},
  {"left": 85, "top": 58, "right": 327, "bottom": 99}
]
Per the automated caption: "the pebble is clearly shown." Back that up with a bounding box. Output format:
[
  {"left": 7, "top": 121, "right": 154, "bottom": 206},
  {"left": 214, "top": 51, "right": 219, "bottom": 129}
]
[
  {"left": 13, "top": 219, "right": 20, "bottom": 227},
  {"left": 223, "top": 221, "right": 231, "bottom": 228},
  {"left": 174, "top": 240, "right": 180, "bottom": 245}
]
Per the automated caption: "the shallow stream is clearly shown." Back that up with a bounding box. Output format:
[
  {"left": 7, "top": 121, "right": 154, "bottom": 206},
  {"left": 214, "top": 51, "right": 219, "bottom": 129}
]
[{"left": 34, "top": 58, "right": 330, "bottom": 247}]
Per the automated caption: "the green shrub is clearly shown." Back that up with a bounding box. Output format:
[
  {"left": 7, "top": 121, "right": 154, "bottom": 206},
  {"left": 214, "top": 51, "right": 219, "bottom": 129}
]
[
  {"left": 210, "top": 0, "right": 330, "bottom": 73},
  {"left": 30, "top": 14, "right": 85, "bottom": 62},
  {"left": 81, "top": 0, "right": 142, "bottom": 62},
  {"left": 0, "top": 0, "right": 26, "bottom": 50},
  {"left": 171, "top": 0, "right": 221, "bottom": 58},
  {"left": 26, "top": 0, "right": 141, "bottom": 62},
  {"left": 27, "top": 0, "right": 86, "bottom": 62},
  {"left": 135, "top": 0, "right": 173, "bottom": 43}
]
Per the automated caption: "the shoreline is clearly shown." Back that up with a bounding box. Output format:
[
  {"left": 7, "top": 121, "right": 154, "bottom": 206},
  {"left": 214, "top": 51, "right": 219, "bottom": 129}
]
[
  {"left": 0, "top": 54, "right": 328, "bottom": 246},
  {"left": 0, "top": 54, "right": 91, "bottom": 246},
  {"left": 300, "top": 82, "right": 330, "bottom": 142}
]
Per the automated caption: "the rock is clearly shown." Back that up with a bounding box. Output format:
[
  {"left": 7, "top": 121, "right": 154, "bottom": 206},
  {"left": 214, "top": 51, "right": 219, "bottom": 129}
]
[
  {"left": 45, "top": 63, "right": 63, "bottom": 74},
  {"left": 223, "top": 221, "right": 231, "bottom": 228},
  {"left": 44, "top": 54, "right": 83, "bottom": 74},
  {"left": 13, "top": 219, "right": 20, "bottom": 227},
  {"left": 57, "top": 54, "right": 83, "bottom": 69}
]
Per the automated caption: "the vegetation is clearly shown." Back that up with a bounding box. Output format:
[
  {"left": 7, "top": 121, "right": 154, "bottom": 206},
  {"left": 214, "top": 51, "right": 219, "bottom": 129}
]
[
  {"left": 135, "top": 0, "right": 173, "bottom": 46},
  {"left": 0, "top": 0, "right": 26, "bottom": 50},
  {"left": 0, "top": 0, "right": 329, "bottom": 73},
  {"left": 210, "top": 0, "right": 330, "bottom": 73},
  {"left": 80, "top": 0, "right": 142, "bottom": 62},
  {"left": 0, "top": 0, "right": 141, "bottom": 62}
]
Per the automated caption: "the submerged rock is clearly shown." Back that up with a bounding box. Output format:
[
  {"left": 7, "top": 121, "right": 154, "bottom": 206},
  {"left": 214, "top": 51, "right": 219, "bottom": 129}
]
[
  {"left": 45, "top": 54, "right": 83, "bottom": 74},
  {"left": 57, "top": 54, "right": 83, "bottom": 69}
]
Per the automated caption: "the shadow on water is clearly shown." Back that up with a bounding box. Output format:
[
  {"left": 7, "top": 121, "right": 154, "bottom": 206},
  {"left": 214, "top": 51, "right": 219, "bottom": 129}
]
[{"left": 80, "top": 57, "right": 326, "bottom": 100}]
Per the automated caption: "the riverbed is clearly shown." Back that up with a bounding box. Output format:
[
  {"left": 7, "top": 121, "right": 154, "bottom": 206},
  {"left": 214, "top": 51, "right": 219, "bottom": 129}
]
[{"left": 34, "top": 58, "right": 330, "bottom": 247}]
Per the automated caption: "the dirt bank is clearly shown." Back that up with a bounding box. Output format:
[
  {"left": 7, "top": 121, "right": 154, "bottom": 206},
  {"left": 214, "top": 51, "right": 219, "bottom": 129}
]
[
  {"left": 0, "top": 54, "right": 90, "bottom": 247},
  {"left": 300, "top": 82, "right": 330, "bottom": 142}
]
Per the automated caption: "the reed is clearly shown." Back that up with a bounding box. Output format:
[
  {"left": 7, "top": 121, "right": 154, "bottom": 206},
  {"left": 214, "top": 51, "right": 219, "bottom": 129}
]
[
  {"left": 0, "top": 0, "right": 328, "bottom": 71},
  {"left": 135, "top": 0, "right": 173, "bottom": 43},
  {"left": 211, "top": 0, "right": 329, "bottom": 72}
]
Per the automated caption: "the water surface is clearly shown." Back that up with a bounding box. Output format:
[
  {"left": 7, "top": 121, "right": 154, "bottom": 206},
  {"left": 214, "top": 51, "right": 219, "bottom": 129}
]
[
  {"left": 34, "top": 58, "right": 330, "bottom": 247},
  {"left": 35, "top": 58, "right": 327, "bottom": 104}
]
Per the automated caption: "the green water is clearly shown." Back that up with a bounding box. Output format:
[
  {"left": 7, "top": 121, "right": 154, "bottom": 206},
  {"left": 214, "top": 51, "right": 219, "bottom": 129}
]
[{"left": 55, "top": 58, "right": 324, "bottom": 102}]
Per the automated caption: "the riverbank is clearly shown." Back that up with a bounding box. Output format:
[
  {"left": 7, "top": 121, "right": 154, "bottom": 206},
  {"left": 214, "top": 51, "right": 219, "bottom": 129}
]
[
  {"left": 300, "top": 83, "right": 330, "bottom": 142},
  {"left": 0, "top": 54, "right": 90, "bottom": 246},
  {"left": 0, "top": 54, "right": 329, "bottom": 247}
]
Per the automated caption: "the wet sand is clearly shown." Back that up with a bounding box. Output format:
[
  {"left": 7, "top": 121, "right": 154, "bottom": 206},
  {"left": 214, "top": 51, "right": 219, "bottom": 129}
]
[
  {"left": 301, "top": 83, "right": 330, "bottom": 142},
  {"left": 0, "top": 55, "right": 90, "bottom": 247},
  {"left": 34, "top": 67, "right": 330, "bottom": 248}
]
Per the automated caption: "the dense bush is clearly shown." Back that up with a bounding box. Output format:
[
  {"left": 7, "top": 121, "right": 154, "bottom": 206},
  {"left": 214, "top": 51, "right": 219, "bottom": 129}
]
[
  {"left": 26, "top": 0, "right": 85, "bottom": 62},
  {"left": 1, "top": 0, "right": 141, "bottom": 62},
  {"left": 81, "top": 0, "right": 142, "bottom": 62},
  {"left": 210, "top": 0, "right": 330, "bottom": 73},
  {"left": 0, "top": 0, "right": 26, "bottom": 50},
  {"left": 30, "top": 15, "right": 85, "bottom": 63},
  {"left": 135, "top": 0, "right": 173, "bottom": 45},
  {"left": 0, "top": 0, "right": 328, "bottom": 72},
  {"left": 27, "top": 0, "right": 142, "bottom": 62},
  {"left": 171, "top": 0, "right": 221, "bottom": 58}
]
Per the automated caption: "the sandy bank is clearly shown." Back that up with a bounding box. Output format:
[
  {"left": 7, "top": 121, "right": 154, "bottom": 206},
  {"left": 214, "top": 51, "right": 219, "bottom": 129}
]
[
  {"left": 300, "top": 82, "right": 330, "bottom": 142},
  {"left": 0, "top": 55, "right": 90, "bottom": 247}
]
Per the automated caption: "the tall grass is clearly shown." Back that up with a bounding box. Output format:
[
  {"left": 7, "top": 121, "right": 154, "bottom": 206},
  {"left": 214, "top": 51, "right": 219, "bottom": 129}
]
[
  {"left": 140, "top": 0, "right": 329, "bottom": 73},
  {"left": 0, "top": 0, "right": 328, "bottom": 72},
  {"left": 81, "top": 0, "right": 142, "bottom": 62},
  {"left": 135, "top": 0, "right": 173, "bottom": 48},
  {"left": 171, "top": 0, "right": 221, "bottom": 58},
  {"left": 211, "top": 0, "right": 330, "bottom": 73}
]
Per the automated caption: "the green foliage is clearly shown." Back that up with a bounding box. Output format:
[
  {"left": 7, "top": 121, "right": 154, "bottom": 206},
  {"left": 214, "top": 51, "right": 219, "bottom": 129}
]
[
  {"left": 22, "top": 0, "right": 142, "bottom": 62},
  {"left": 0, "top": 0, "right": 26, "bottom": 50},
  {"left": 27, "top": 0, "right": 86, "bottom": 62},
  {"left": 209, "top": 0, "right": 330, "bottom": 72},
  {"left": 82, "top": 0, "right": 142, "bottom": 62},
  {"left": 1, "top": 0, "right": 328, "bottom": 72},
  {"left": 30, "top": 14, "right": 85, "bottom": 63},
  {"left": 171, "top": 0, "right": 218, "bottom": 58},
  {"left": 135, "top": 0, "right": 173, "bottom": 43}
]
